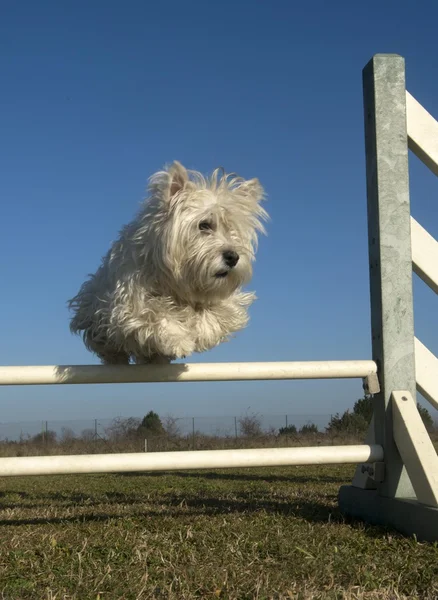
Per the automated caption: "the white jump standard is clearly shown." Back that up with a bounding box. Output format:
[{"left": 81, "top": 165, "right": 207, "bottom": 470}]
[{"left": 0, "top": 54, "right": 437, "bottom": 542}]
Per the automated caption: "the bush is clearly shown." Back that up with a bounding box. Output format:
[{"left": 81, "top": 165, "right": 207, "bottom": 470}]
[
  {"left": 351, "top": 396, "right": 434, "bottom": 432},
  {"left": 299, "top": 423, "right": 318, "bottom": 434},
  {"left": 325, "top": 396, "right": 372, "bottom": 435},
  {"left": 350, "top": 396, "right": 434, "bottom": 431},
  {"left": 417, "top": 403, "right": 434, "bottom": 432},
  {"left": 60, "top": 427, "right": 76, "bottom": 443},
  {"left": 278, "top": 424, "right": 297, "bottom": 436},
  {"left": 105, "top": 417, "right": 141, "bottom": 441},
  {"left": 353, "top": 396, "right": 373, "bottom": 424},
  {"left": 31, "top": 430, "right": 57, "bottom": 445},
  {"left": 163, "top": 415, "right": 181, "bottom": 438},
  {"left": 138, "top": 411, "right": 165, "bottom": 437},
  {"left": 81, "top": 428, "right": 96, "bottom": 442},
  {"left": 238, "top": 411, "right": 262, "bottom": 437},
  {"left": 326, "top": 411, "right": 368, "bottom": 435}
]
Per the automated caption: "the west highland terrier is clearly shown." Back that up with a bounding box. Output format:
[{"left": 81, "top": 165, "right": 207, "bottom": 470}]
[{"left": 68, "top": 161, "right": 268, "bottom": 364}]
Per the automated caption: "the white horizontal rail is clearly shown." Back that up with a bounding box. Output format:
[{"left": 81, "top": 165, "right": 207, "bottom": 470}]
[
  {"left": 415, "top": 337, "right": 438, "bottom": 411},
  {"left": 406, "top": 91, "right": 438, "bottom": 176},
  {"left": 0, "top": 445, "right": 384, "bottom": 477},
  {"left": 0, "top": 360, "right": 379, "bottom": 388},
  {"left": 411, "top": 217, "right": 438, "bottom": 294}
]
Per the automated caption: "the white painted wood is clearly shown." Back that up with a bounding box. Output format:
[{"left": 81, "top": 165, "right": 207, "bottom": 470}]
[
  {"left": 0, "top": 360, "right": 379, "bottom": 387},
  {"left": 411, "top": 217, "right": 438, "bottom": 294},
  {"left": 392, "top": 390, "right": 438, "bottom": 507},
  {"left": 415, "top": 338, "right": 438, "bottom": 410},
  {"left": 0, "top": 445, "right": 384, "bottom": 477},
  {"left": 406, "top": 91, "right": 438, "bottom": 176}
]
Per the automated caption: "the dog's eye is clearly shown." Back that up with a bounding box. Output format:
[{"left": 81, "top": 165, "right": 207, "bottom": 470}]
[{"left": 199, "top": 221, "right": 213, "bottom": 231}]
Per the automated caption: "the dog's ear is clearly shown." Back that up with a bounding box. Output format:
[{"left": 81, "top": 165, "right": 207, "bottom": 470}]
[
  {"left": 239, "top": 178, "right": 264, "bottom": 204},
  {"left": 149, "top": 161, "right": 190, "bottom": 208},
  {"left": 168, "top": 161, "right": 189, "bottom": 199}
]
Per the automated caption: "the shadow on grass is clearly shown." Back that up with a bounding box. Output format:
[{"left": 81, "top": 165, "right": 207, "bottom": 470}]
[
  {"left": 0, "top": 501, "right": 337, "bottom": 526},
  {"left": 0, "top": 487, "right": 379, "bottom": 533},
  {"left": 0, "top": 489, "right": 141, "bottom": 510},
  {"left": 0, "top": 468, "right": 408, "bottom": 540},
  {"left": 119, "top": 470, "right": 350, "bottom": 484}
]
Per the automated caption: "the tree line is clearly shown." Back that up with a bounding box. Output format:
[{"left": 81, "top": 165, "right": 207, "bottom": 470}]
[{"left": 23, "top": 397, "right": 435, "bottom": 446}]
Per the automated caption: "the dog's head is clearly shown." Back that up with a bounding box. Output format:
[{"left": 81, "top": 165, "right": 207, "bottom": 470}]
[{"left": 142, "top": 161, "right": 268, "bottom": 303}]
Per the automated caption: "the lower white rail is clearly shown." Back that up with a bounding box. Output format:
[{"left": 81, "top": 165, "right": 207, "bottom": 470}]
[{"left": 0, "top": 445, "right": 384, "bottom": 477}]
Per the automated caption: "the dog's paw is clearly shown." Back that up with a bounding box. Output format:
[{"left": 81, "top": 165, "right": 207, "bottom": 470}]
[
  {"left": 164, "top": 341, "right": 195, "bottom": 360},
  {"left": 135, "top": 354, "right": 172, "bottom": 365},
  {"left": 154, "top": 319, "right": 196, "bottom": 359}
]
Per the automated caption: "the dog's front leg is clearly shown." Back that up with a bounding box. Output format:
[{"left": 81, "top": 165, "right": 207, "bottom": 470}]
[
  {"left": 135, "top": 354, "right": 172, "bottom": 365},
  {"left": 132, "top": 316, "right": 195, "bottom": 363},
  {"left": 152, "top": 317, "right": 196, "bottom": 360}
]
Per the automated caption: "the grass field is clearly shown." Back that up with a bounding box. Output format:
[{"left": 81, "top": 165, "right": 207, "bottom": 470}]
[{"left": 0, "top": 465, "right": 436, "bottom": 599}]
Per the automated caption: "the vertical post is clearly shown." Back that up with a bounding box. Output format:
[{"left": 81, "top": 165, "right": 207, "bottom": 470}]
[
  {"left": 234, "top": 416, "right": 238, "bottom": 439},
  {"left": 363, "top": 54, "right": 416, "bottom": 498},
  {"left": 285, "top": 415, "right": 288, "bottom": 428},
  {"left": 94, "top": 419, "right": 98, "bottom": 441},
  {"left": 340, "top": 54, "right": 438, "bottom": 541},
  {"left": 144, "top": 438, "right": 148, "bottom": 452},
  {"left": 45, "top": 421, "right": 48, "bottom": 445},
  {"left": 192, "top": 417, "right": 195, "bottom": 451}
]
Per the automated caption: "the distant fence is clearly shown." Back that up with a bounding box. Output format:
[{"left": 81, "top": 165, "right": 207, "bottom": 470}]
[
  {"left": 1, "top": 411, "right": 434, "bottom": 458},
  {"left": 0, "top": 413, "right": 333, "bottom": 443}
]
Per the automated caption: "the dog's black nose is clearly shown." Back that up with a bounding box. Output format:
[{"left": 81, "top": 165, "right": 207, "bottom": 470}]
[{"left": 223, "top": 250, "right": 239, "bottom": 268}]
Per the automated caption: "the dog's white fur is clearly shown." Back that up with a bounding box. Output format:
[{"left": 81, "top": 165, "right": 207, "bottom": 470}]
[{"left": 68, "top": 161, "right": 268, "bottom": 364}]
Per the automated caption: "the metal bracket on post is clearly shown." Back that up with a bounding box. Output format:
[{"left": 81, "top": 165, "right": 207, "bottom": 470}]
[
  {"left": 352, "top": 414, "right": 378, "bottom": 490},
  {"left": 362, "top": 372, "right": 380, "bottom": 396},
  {"left": 360, "top": 462, "right": 385, "bottom": 483}
]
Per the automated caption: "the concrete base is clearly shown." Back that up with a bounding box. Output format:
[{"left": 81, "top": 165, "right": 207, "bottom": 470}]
[{"left": 339, "top": 485, "right": 438, "bottom": 542}]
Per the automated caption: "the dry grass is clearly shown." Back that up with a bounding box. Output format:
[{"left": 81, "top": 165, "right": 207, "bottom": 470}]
[
  {"left": 0, "top": 432, "right": 375, "bottom": 457},
  {"left": 0, "top": 465, "right": 436, "bottom": 599}
]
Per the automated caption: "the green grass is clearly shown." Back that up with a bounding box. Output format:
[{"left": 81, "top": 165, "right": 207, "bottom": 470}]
[{"left": 0, "top": 465, "right": 436, "bottom": 599}]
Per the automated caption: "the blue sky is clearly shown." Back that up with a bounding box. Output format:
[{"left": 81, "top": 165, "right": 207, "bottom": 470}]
[{"left": 0, "top": 0, "right": 437, "bottom": 424}]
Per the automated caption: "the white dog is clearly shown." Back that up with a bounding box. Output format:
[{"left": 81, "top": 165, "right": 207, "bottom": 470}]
[{"left": 68, "top": 161, "right": 268, "bottom": 364}]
